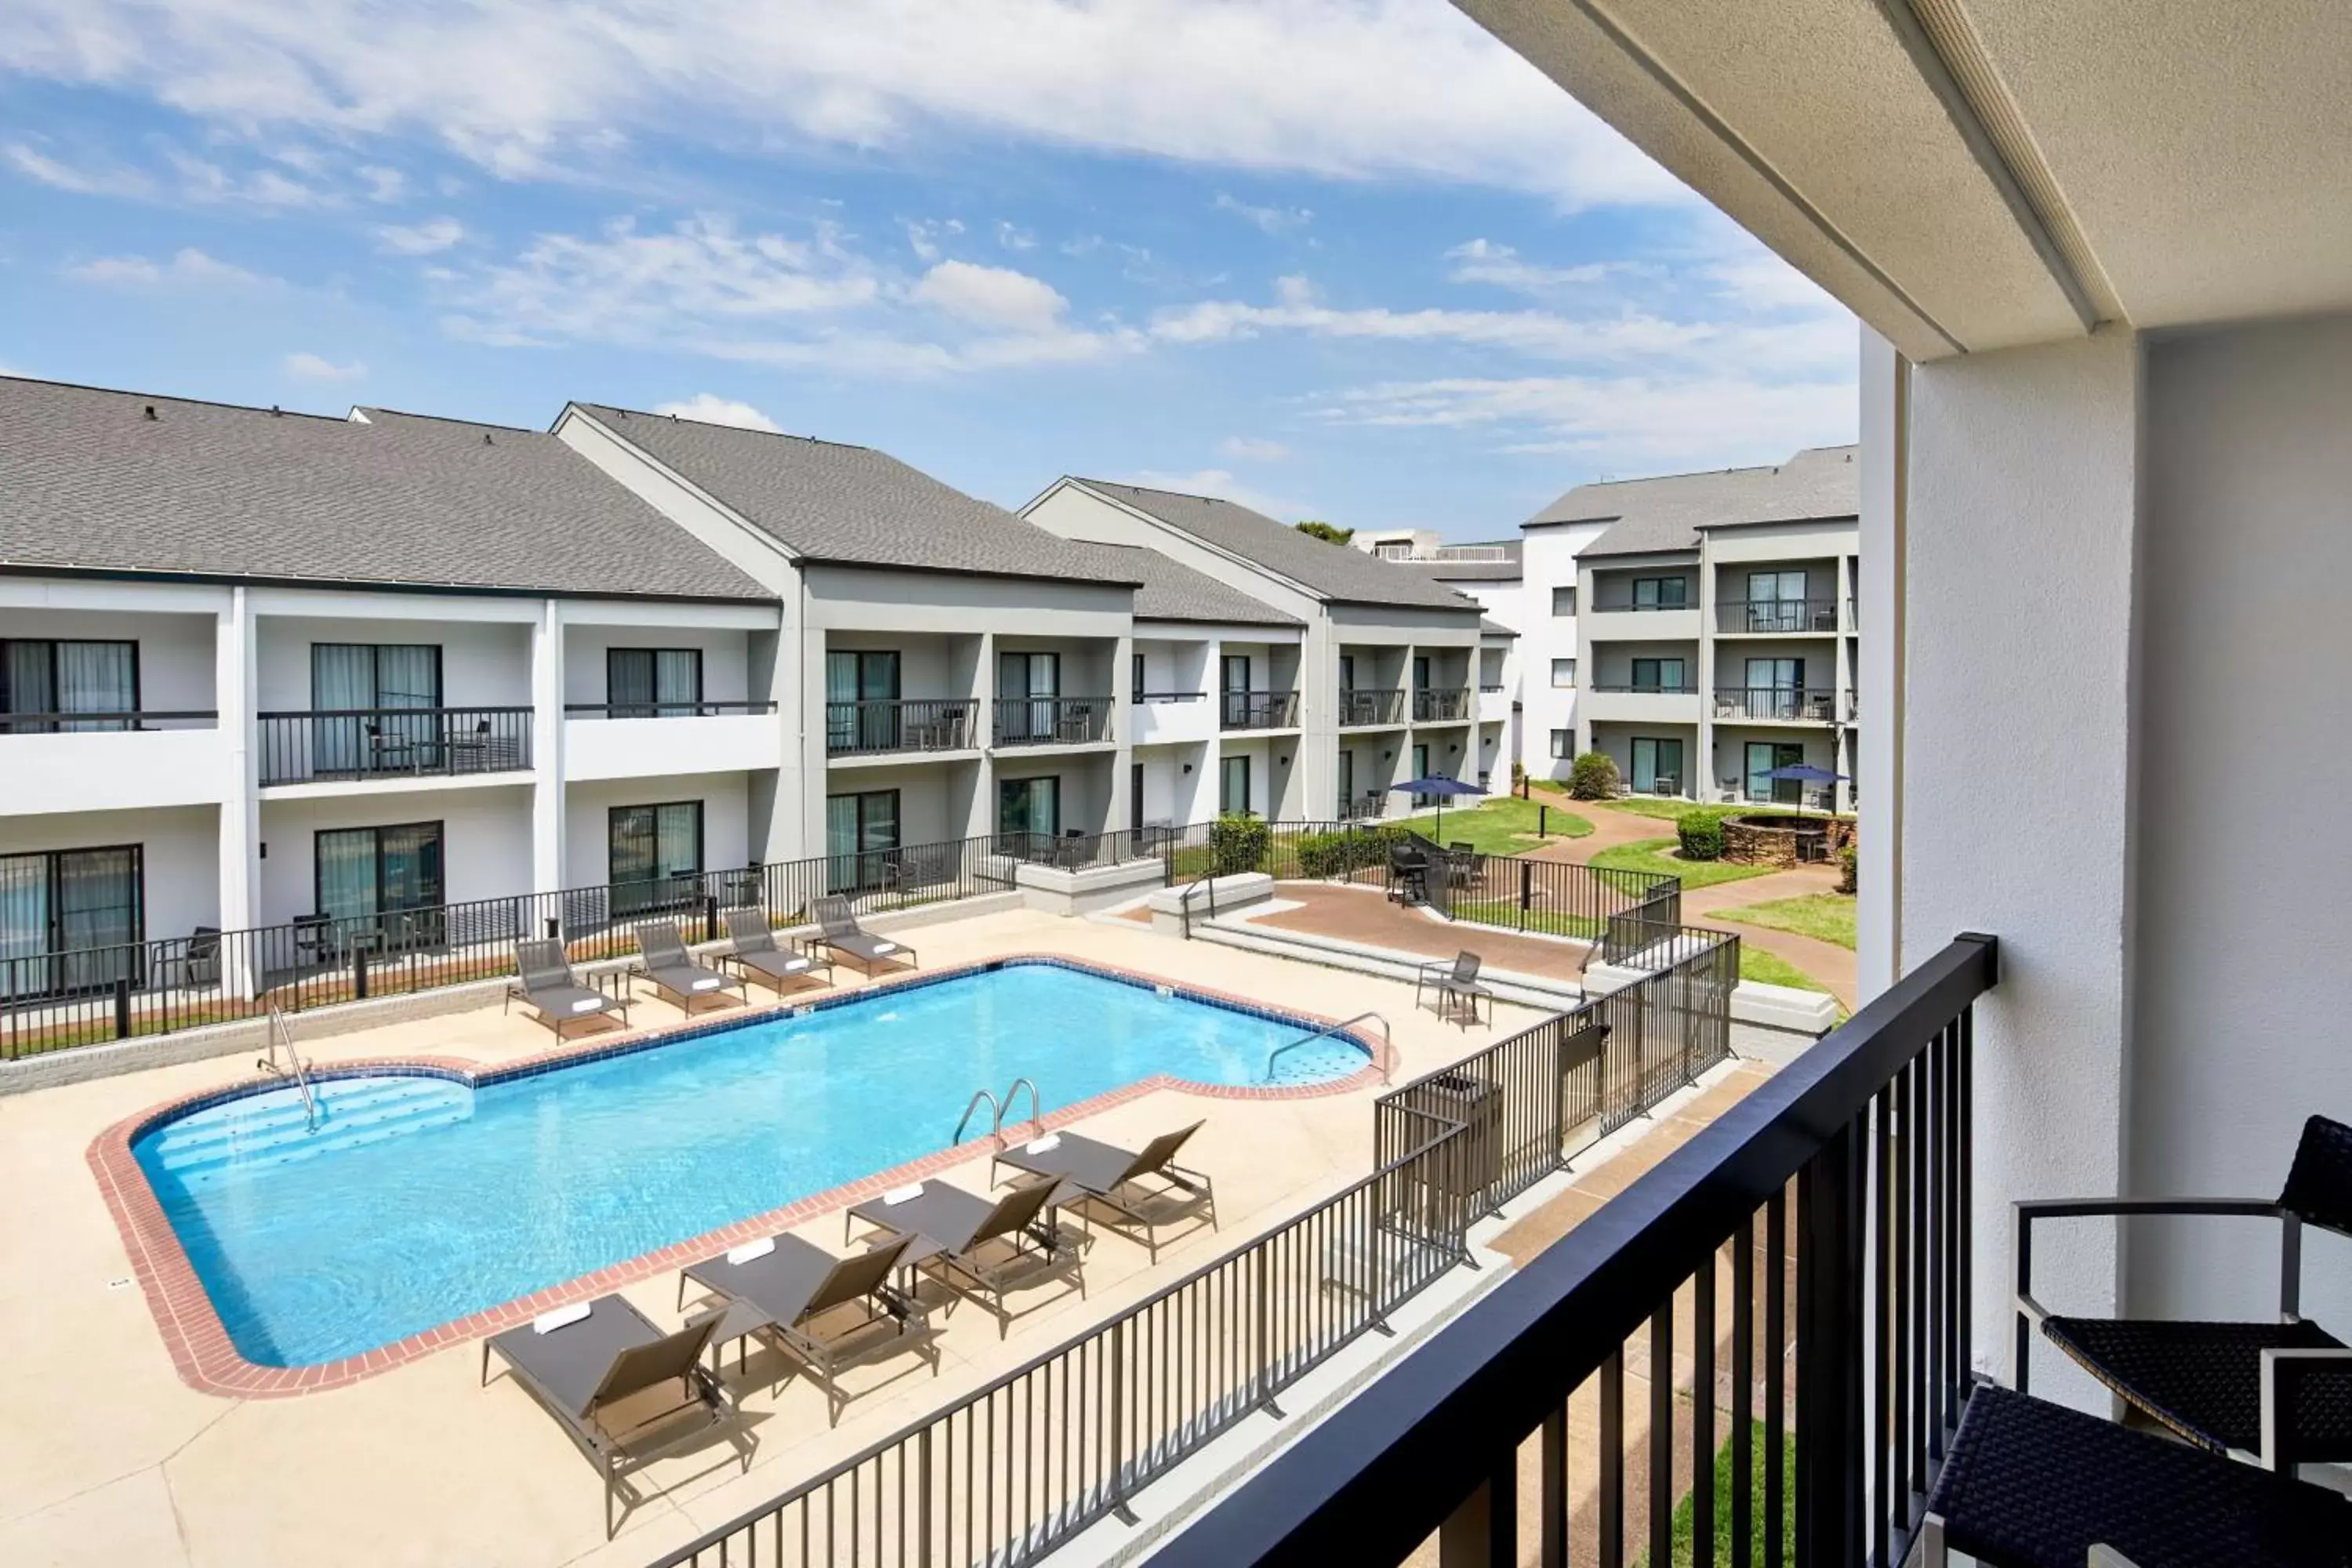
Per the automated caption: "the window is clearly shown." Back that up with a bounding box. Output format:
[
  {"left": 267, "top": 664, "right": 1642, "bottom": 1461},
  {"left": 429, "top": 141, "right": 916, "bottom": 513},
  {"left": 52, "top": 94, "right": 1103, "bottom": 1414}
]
[
  {"left": 1744, "top": 571, "right": 1812, "bottom": 632},
  {"left": 0, "top": 845, "right": 143, "bottom": 996},
  {"left": 608, "top": 802, "right": 702, "bottom": 914},
  {"left": 1221, "top": 753, "right": 1252, "bottom": 815},
  {"left": 1549, "top": 729, "right": 1572, "bottom": 760},
  {"left": 1221, "top": 653, "right": 1252, "bottom": 726},
  {"left": 609, "top": 648, "right": 703, "bottom": 717},
  {"left": 996, "top": 651, "right": 1062, "bottom": 742},
  {"left": 1632, "top": 576, "right": 1689, "bottom": 610},
  {"left": 1630, "top": 736, "right": 1684, "bottom": 794},
  {"left": 1338, "top": 654, "right": 1358, "bottom": 691},
  {"left": 826, "top": 650, "right": 902, "bottom": 751},
  {"left": 825, "top": 789, "right": 900, "bottom": 893},
  {"left": 0, "top": 640, "right": 140, "bottom": 731},
  {"left": 1131, "top": 653, "right": 1145, "bottom": 702},
  {"left": 1550, "top": 659, "right": 1577, "bottom": 688},
  {"left": 312, "top": 643, "right": 441, "bottom": 774},
  {"left": 1551, "top": 586, "right": 1577, "bottom": 616},
  {"left": 1410, "top": 742, "right": 1432, "bottom": 807},
  {"left": 996, "top": 775, "right": 1061, "bottom": 848},
  {"left": 1338, "top": 749, "right": 1355, "bottom": 811},
  {"left": 1632, "top": 657, "right": 1687, "bottom": 692},
  {"left": 1745, "top": 742, "right": 1806, "bottom": 804},
  {"left": 314, "top": 822, "right": 444, "bottom": 926}
]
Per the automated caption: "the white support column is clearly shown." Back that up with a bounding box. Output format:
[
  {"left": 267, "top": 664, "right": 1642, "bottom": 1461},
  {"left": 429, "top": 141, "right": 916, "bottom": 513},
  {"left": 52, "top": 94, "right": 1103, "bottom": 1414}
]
[
  {"left": 967, "top": 631, "right": 996, "bottom": 842},
  {"left": 216, "top": 587, "right": 260, "bottom": 995},
  {"left": 1857, "top": 327, "right": 1906, "bottom": 1000},
  {"left": 1108, "top": 630, "right": 1134, "bottom": 835},
  {"left": 529, "top": 600, "right": 564, "bottom": 892}
]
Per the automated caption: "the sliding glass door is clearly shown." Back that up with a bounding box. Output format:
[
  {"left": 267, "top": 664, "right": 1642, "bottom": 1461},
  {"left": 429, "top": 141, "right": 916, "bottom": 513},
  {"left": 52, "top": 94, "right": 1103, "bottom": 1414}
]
[
  {"left": 996, "top": 652, "right": 1059, "bottom": 742},
  {"left": 314, "top": 823, "right": 445, "bottom": 934},
  {"left": 0, "top": 639, "right": 139, "bottom": 731},
  {"left": 825, "top": 789, "right": 902, "bottom": 894},
  {"left": 1220, "top": 754, "right": 1251, "bottom": 815},
  {"left": 608, "top": 648, "right": 703, "bottom": 718},
  {"left": 0, "top": 846, "right": 143, "bottom": 998},
  {"left": 311, "top": 643, "right": 441, "bottom": 775},
  {"left": 1745, "top": 656, "right": 1804, "bottom": 717},
  {"left": 826, "top": 650, "right": 902, "bottom": 750},
  {"left": 1745, "top": 742, "right": 1806, "bottom": 804},
  {"left": 1631, "top": 736, "right": 1684, "bottom": 795},
  {"left": 996, "top": 775, "right": 1060, "bottom": 852},
  {"left": 608, "top": 802, "right": 703, "bottom": 916}
]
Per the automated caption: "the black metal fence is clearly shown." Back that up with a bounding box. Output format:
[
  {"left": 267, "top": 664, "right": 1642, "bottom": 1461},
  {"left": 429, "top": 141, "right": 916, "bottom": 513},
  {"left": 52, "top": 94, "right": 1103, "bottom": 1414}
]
[
  {"left": 993, "top": 696, "right": 1113, "bottom": 746},
  {"left": 1160, "top": 934, "right": 1998, "bottom": 1568},
  {"left": 1220, "top": 689, "right": 1299, "bottom": 730},
  {"left": 823, "top": 698, "right": 978, "bottom": 755},
  {"left": 648, "top": 919, "right": 1744, "bottom": 1568},
  {"left": 255, "top": 706, "right": 534, "bottom": 786}
]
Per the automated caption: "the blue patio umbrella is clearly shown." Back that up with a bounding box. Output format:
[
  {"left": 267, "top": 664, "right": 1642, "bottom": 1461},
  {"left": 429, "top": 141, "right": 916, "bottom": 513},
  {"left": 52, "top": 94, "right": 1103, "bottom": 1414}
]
[
  {"left": 1388, "top": 775, "right": 1486, "bottom": 837},
  {"left": 1766, "top": 763, "right": 1848, "bottom": 815}
]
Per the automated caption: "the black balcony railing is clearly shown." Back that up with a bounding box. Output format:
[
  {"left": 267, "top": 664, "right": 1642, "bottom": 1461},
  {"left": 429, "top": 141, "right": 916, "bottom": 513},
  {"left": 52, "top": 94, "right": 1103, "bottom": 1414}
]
[
  {"left": 0, "top": 709, "right": 218, "bottom": 733},
  {"left": 824, "top": 698, "right": 979, "bottom": 756},
  {"left": 993, "top": 695, "right": 1112, "bottom": 746},
  {"left": 1163, "top": 933, "right": 1998, "bottom": 1568},
  {"left": 564, "top": 700, "right": 776, "bottom": 720},
  {"left": 256, "top": 706, "right": 533, "bottom": 786},
  {"left": 1135, "top": 689, "right": 1207, "bottom": 703},
  {"left": 1715, "top": 685, "right": 1841, "bottom": 722},
  {"left": 1718, "top": 597, "right": 1840, "bottom": 633},
  {"left": 1592, "top": 681, "right": 1700, "bottom": 696},
  {"left": 1339, "top": 686, "right": 1406, "bottom": 726},
  {"left": 1412, "top": 688, "right": 1472, "bottom": 722},
  {"left": 1221, "top": 689, "right": 1300, "bottom": 730}
]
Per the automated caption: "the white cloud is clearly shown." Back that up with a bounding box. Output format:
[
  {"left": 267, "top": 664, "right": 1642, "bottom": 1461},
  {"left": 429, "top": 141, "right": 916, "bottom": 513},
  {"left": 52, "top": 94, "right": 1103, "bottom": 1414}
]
[
  {"left": 4, "top": 141, "right": 153, "bottom": 196},
  {"left": 1214, "top": 192, "right": 1312, "bottom": 234},
  {"left": 67, "top": 247, "right": 275, "bottom": 289},
  {"left": 1121, "top": 466, "right": 1311, "bottom": 522},
  {"left": 357, "top": 164, "right": 406, "bottom": 202},
  {"left": 904, "top": 218, "right": 964, "bottom": 262},
  {"left": 282, "top": 351, "right": 365, "bottom": 380},
  {"left": 652, "top": 394, "right": 782, "bottom": 432},
  {"left": 995, "top": 220, "right": 1036, "bottom": 251},
  {"left": 1218, "top": 434, "right": 1290, "bottom": 462},
  {"left": 910, "top": 260, "right": 1069, "bottom": 334},
  {"left": 1445, "top": 238, "right": 1612, "bottom": 294},
  {"left": 375, "top": 216, "right": 466, "bottom": 255},
  {"left": 165, "top": 146, "right": 330, "bottom": 207},
  {"left": 0, "top": 1, "right": 1679, "bottom": 205}
]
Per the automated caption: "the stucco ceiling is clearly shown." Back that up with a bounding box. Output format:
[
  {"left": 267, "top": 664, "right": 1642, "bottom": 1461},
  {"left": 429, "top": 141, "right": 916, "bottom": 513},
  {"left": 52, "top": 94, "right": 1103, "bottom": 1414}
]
[{"left": 1459, "top": 0, "right": 2352, "bottom": 358}]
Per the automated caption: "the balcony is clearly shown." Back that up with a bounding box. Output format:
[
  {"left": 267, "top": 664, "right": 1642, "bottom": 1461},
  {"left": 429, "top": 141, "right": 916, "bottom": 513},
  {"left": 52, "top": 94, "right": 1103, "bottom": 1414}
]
[
  {"left": 1716, "top": 597, "right": 1841, "bottom": 634},
  {"left": 568, "top": 700, "right": 780, "bottom": 782},
  {"left": 1477, "top": 685, "right": 1512, "bottom": 724},
  {"left": 1714, "top": 685, "right": 1841, "bottom": 723},
  {"left": 822, "top": 698, "right": 979, "bottom": 758},
  {"left": 1338, "top": 686, "right": 1406, "bottom": 728},
  {"left": 256, "top": 707, "right": 532, "bottom": 789},
  {"left": 993, "top": 695, "right": 1112, "bottom": 748},
  {"left": 1581, "top": 601, "right": 1701, "bottom": 642},
  {"left": 1411, "top": 688, "right": 1472, "bottom": 724},
  {"left": 1221, "top": 689, "right": 1300, "bottom": 731},
  {"left": 0, "top": 710, "right": 227, "bottom": 814},
  {"left": 1581, "top": 682, "right": 1700, "bottom": 725},
  {"left": 1131, "top": 691, "right": 1215, "bottom": 746}
]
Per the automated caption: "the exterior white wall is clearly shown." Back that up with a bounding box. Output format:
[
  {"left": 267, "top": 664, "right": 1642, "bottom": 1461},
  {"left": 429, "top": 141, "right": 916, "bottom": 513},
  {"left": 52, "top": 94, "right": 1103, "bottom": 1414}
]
[
  {"left": 2126, "top": 313, "right": 2352, "bottom": 1330},
  {"left": 1897, "top": 327, "right": 2143, "bottom": 1404},
  {"left": 0, "top": 805, "right": 221, "bottom": 942},
  {"left": 563, "top": 773, "right": 753, "bottom": 887},
  {"left": 258, "top": 786, "right": 533, "bottom": 926},
  {"left": 1520, "top": 520, "right": 1610, "bottom": 780}
]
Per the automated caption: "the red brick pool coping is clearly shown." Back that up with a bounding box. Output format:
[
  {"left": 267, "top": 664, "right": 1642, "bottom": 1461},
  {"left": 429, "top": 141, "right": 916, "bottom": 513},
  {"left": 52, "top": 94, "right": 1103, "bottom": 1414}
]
[{"left": 88, "top": 952, "right": 1392, "bottom": 1399}]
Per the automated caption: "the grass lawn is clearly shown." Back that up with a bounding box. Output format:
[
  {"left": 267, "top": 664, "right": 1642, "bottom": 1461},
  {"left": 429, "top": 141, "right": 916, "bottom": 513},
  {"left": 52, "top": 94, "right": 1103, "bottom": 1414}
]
[
  {"left": 1717, "top": 892, "right": 1857, "bottom": 949},
  {"left": 1588, "top": 838, "right": 1777, "bottom": 891},
  {"left": 1739, "top": 946, "right": 1833, "bottom": 995},
  {"left": 1393, "top": 793, "right": 1592, "bottom": 856},
  {"left": 1637, "top": 1421, "right": 1797, "bottom": 1568},
  {"left": 1450, "top": 898, "right": 1603, "bottom": 941},
  {"left": 1599, "top": 797, "right": 1750, "bottom": 826}
]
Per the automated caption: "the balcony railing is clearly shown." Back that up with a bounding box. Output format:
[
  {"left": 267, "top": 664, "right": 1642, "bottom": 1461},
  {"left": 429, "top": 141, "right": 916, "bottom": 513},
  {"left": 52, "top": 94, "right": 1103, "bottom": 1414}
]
[
  {"left": 1221, "top": 689, "right": 1300, "bottom": 730},
  {"left": 1590, "top": 594, "right": 1692, "bottom": 613},
  {"left": 0, "top": 710, "right": 218, "bottom": 733},
  {"left": 1715, "top": 685, "right": 1841, "bottom": 722},
  {"left": 824, "top": 698, "right": 979, "bottom": 756},
  {"left": 1135, "top": 689, "right": 1207, "bottom": 703},
  {"left": 256, "top": 706, "right": 532, "bottom": 786},
  {"left": 1164, "top": 933, "right": 2000, "bottom": 1568},
  {"left": 564, "top": 700, "right": 776, "bottom": 720},
  {"left": 993, "top": 695, "right": 1112, "bottom": 747},
  {"left": 1412, "top": 688, "right": 1473, "bottom": 723},
  {"left": 1717, "top": 596, "right": 1840, "bottom": 633},
  {"left": 1339, "top": 686, "right": 1406, "bottom": 727},
  {"left": 1592, "top": 681, "right": 1699, "bottom": 695}
]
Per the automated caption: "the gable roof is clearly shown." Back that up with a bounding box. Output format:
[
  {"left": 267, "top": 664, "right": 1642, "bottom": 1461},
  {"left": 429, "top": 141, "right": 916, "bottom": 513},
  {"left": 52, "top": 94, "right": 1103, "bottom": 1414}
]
[
  {"left": 1533, "top": 445, "right": 1860, "bottom": 559},
  {"left": 579, "top": 405, "right": 1126, "bottom": 586},
  {"left": 1065, "top": 479, "right": 1481, "bottom": 612},
  {"left": 0, "top": 377, "right": 770, "bottom": 600},
  {"left": 1060, "top": 542, "right": 1301, "bottom": 627}
]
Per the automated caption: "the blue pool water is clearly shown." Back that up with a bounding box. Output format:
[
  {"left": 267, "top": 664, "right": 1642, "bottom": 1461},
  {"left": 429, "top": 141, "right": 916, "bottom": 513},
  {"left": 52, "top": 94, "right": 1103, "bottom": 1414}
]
[{"left": 133, "top": 961, "right": 1364, "bottom": 1367}]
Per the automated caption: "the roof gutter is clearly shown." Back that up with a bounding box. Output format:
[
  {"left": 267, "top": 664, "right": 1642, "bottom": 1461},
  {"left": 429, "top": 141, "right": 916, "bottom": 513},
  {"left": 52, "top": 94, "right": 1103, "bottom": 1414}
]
[{"left": 0, "top": 562, "right": 781, "bottom": 606}]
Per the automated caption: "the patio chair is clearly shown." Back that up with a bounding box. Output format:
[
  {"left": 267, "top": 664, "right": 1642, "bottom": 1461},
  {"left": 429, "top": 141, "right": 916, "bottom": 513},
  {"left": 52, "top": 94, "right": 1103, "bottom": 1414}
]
[
  {"left": 630, "top": 920, "right": 747, "bottom": 1014},
  {"left": 1414, "top": 951, "right": 1494, "bottom": 1027},
  {"left": 480, "top": 1295, "right": 748, "bottom": 1538},
  {"left": 506, "top": 938, "right": 631, "bottom": 1039},
  {"left": 810, "top": 895, "right": 918, "bottom": 976},
  {"left": 846, "top": 1179, "right": 1085, "bottom": 1338},
  {"left": 993, "top": 1122, "right": 1217, "bottom": 1263},
  {"left": 676, "top": 1233, "right": 937, "bottom": 1426},
  {"left": 717, "top": 906, "right": 833, "bottom": 996},
  {"left": 1386, "top": 844, "right": 1429, "bottom": 906},
  {"left": 2016, "top": 1112, "right": 2352, "bottom": 1467},
  {"left": 1918, "top": 1385, "right": 2350, "bottom": 1568},
  {"left": 1445, "top": 840, "right": 1482, "bottom": 890},
  {"left": 164, "top": 925, "right": 222, "bottom": 989}
]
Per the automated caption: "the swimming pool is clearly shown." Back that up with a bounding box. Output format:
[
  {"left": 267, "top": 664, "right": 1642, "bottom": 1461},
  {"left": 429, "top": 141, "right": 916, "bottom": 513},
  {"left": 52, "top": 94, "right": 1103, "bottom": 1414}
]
[{"left": 130, "top": 960, "right": 1369, "bottom": 1368}]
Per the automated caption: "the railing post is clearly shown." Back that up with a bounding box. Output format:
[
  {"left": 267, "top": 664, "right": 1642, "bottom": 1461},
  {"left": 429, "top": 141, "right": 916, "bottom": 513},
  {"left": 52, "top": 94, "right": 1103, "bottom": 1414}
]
[
  {"left": 114, "top": 977, "right": 132, "bottom": 1040},
  {"left": 1107, "top": 1316, "right": 1134, "bottom": 1523},
  {"left": 1796, "top": 1119, "right": 1864, "bottom": 1568},
  {"left": 353, "top": 946, "right": 368, "bottom": 1001},
  {"left": 917, "top": 1425, "right": 933, "bottom": 1568},
  {"left": 1254, "top": 1243, "right": 1275, "bottom": 1412}
]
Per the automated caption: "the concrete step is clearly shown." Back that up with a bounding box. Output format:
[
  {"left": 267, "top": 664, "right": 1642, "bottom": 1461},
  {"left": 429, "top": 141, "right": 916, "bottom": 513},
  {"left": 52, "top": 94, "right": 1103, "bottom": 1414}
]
[
  {"left": 1192, "top": 918, "right": 1589, "bottom": 1012},
  {"left": 151, "top": 1076, "right": 475, "bottom": 1180}
]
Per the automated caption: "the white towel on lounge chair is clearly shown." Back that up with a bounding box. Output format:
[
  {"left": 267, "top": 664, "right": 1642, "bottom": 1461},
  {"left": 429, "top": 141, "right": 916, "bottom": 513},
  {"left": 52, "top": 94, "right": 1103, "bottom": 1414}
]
[
  {"left": 569, "top": 996, "right": 605, "bottom": 1014},
  {"left": 726, "top": 1237, "right": 775, "bottom": 1265},
  {"left": 883, "top": 1182, "right": 923, "bottom": 1205},
  {"left": 533, "top": 1302, "right": 591, "bottom": 1334},
  {"left": 872, "top": 940, "right": 898, "bottom": 955}
]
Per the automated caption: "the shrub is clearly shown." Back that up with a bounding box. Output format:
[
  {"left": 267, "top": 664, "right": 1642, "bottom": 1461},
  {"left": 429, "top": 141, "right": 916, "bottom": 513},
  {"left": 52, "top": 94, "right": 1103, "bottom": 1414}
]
[
  {"left": 1676, "top": 812, "right": 1726, "bottom": 861},
  {"left": 1838, "top": 842, "right": 1857, "bottom": 895},
  {"left": 1209, "top": 812, "right": 1272, "bottom": 876},
  {"left": 1567, "top": 750, "right": 1620, "bottom": 800},
  {"left": 1294, "top": 823, "right": 1405, "bottom": 878}
]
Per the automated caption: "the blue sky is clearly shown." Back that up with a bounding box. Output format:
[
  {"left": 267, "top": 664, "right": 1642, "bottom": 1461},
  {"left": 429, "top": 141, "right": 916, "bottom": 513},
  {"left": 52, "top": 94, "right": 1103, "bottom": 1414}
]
[{"left": 0, "top": 1, "right": 1857, "bottom": 539}]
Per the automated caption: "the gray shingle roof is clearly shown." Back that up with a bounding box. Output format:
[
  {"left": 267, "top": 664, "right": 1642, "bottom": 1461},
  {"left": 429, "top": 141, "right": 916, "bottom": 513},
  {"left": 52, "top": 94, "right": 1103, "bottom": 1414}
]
[
  {"left": 1531, "top": 445, "right": 1860, "bottom": 558},
  {"left": 581, "top": 405, "right": 1126, "bottom": 586},
  {"left": 1061, "top": 543, "right": 1301, "bottom": 626},
  {"left": 1069, "top": 479, "right": 1482, "bottom": 612},
  {"left": 0, "top": 377, "right": 771, "bottom": 599},
  {"left": 1479, "top": 617, "right": 1519, "bottom": 638}
]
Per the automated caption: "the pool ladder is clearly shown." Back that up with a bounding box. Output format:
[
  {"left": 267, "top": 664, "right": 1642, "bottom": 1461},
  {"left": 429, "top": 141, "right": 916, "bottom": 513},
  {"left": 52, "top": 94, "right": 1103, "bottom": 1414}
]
[
  {"left": 953, "top": 1076, "right": 1044, "bottom": 1148},
  {"left": 255, "top": 1004, "right": 320, "bottom": 1131}
]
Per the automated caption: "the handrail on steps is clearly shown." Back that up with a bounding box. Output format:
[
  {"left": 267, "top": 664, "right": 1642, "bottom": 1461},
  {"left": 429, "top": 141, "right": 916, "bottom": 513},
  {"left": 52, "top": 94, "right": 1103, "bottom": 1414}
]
[
  {"left": 1177, "top": 870, "right": 1221, "bottom": 938},
  {"left": 953, "top": 1077, "right": 1047, "bottom": 1147},
  {"left": 1265, "top": 1011, "right": 1390, "bottom": 1085},
  {"left": 256, "top": 1004, "right": 319, "bottom": 1131}
]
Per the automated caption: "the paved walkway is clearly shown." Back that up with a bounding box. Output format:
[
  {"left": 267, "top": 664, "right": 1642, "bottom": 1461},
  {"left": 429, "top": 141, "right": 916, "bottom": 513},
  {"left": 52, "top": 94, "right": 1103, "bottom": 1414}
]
[{"left": 1251, "top": 884, "right": 1593, "bottom": 985}]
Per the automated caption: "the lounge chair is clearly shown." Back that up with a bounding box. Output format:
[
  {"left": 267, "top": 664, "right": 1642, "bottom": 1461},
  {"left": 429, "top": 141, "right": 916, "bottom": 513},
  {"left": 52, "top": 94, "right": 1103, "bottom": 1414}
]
[
  {"left": 717, "top": 906, "right": 833, "bottom": 996},
  {"left": 994, "top": 1122, "right": 1217, "bottom": 1262},
  {"left": 846, "top": 1178, "right": 1083, "bottom": 1337},
  {"left": 630, "top": 920, "right": 747, "bottom": 1014},
  {"left": 2016, "top": 1112, "right": 2352, "bottom": 1466},
  {"left": 506, "top": 938, "right": 631, "bottom": 1039},
  {"left": 1918, "top": 1385, "right": 2350, "bottom": 1568},
  {"left": 1414, "top": 951, "right": 1494, "bottom": 1026},
  {"left": 677, "top": 1233, "right": 937, "bottom": 1425},
  {"left": 480, "top": 1295, "right": 748, "bottom": 1537},
  {"left": 810, "top": 895, "right": 918, "bottom": 976}
]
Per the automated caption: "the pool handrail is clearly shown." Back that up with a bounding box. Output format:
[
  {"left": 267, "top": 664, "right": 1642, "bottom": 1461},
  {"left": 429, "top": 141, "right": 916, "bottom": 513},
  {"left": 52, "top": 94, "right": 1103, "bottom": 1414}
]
[
  {"left": 952, "top": 1076, "right": 1046, "bottom": 1148},
  {"left": 255, "top": 1004, "right": 318, "bottom": 1131},
  {"left": 951, "top": 1087, "right": 1002, "bottom": 1147},
  {"left": 1266, "top": 1011, "right": 1389, "bottom": 1085}
]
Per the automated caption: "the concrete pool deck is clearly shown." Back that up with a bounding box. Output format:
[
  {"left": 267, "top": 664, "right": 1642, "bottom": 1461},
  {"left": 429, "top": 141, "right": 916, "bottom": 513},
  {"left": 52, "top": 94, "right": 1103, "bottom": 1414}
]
[{"left": 0, "top": 906, "right": 1568, "bottom": 1568}]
